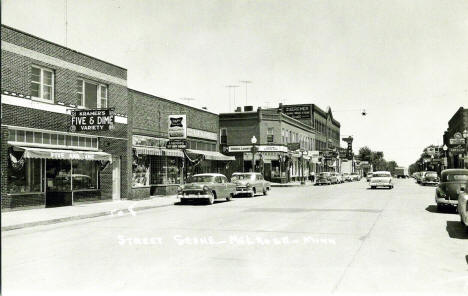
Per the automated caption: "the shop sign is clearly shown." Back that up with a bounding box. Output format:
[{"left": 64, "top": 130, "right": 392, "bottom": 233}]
[
  {"left": 166, "top": 139, "right": 187, "bottom": 149},
  {"left": 449, "top": 138, "right": 465, "bottom": 145},
  {"left": 228, "top": 146, "right": 252, "bottom": 152},
  {"left": 282, "top": 105, "right": 311, "bottom": 119},
  {"left": 287, "top": 142, "right": 300, "bottom": 151},
  {"left": 168, "top": 115, "right": 187, "bottom": 139},
  {"left": 450, "top": 145, "right": 465, "bottom": 153},
  {"left": 70, "top": 108, "right": 115, "bottom": 132},
  {"left": 187, "top": 128, "right": 217, "bottom": 141},
  {"left": 228, "top": 145, "right": 288, "bottom": 153}
]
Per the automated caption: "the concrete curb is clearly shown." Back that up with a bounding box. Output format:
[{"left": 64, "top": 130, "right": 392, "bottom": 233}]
[
  {"left": 271, "top": 183, "right": 315, "bottom": 187},
  {"left": 2, "top": 201, "right": 176, "bottom": 232}
]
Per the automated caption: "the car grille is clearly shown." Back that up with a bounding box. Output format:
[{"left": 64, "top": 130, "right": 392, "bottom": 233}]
[
  {"left": 183, "top": 190, "right": 203, "bottom": 195},
  {"left": 236, "top": 187, "right": 248, "bottom": 191}
]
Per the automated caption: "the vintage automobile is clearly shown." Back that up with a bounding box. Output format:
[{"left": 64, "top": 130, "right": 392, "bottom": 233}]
[
  {"left": 369, "top": 171, "right": 393, "bottom": 189},
  {"left": 435, "top": 169, "right": 468, "bottom": 211},
  {"left": 351, "top": 173, "right": 361, "bottom": 181},
  {"left": 416, "top": 171, "right": 426, "bottom": 184},
  {"left": 458, "top": 189, "right": 468, "bottom": 231},
  {"left": 343, "top": 173, "right": 352, "bottom": 182},
  {"left": 231, "top": 172, "right": 270, "bottom": 197},
  {"left": 177, "top": 173, "right": 236, "bottom": 205},
  {"left": 421, "top": 171, "right": 439, "bottom": 186},
  {"left": 315, "top": 172, "right": 335, "bottom": 185},
  {"left": 366, "top": 172, "right": 373, "bottom": 182}
]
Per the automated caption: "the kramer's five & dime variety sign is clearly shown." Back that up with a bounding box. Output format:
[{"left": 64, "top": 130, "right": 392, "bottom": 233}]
[
  {"left": 168, "top": 115, "right": 187, "bottom": 139},
  {"left": 70, "top": 108, "right": 115, "bottom": 132}
]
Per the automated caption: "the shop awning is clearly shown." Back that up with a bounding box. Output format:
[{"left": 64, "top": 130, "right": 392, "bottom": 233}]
[
  {"left": 18, "top": 147, "right": 112, "bottom": 161},
  {"left": 134, "top": 147, "right": 184, "bottom": 157},
  {"left": 186, "top": 149, "right": 235, "bottom": 161}
]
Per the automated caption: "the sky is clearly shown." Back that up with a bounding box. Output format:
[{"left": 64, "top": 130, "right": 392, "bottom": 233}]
[{"left": 3, "top": 0, "right": 468, "bottom": 167}]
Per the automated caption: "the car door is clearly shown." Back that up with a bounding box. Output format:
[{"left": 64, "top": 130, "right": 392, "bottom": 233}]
[{"left": 216, "top": 176, "right": 227, "bottom": 198}]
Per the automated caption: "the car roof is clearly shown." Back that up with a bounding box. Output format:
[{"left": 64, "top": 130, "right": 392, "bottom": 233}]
[
  {"left": 373, "top": 171, "right": 391, "bottom": 174},
  {"left": 441, "top": 169, "right": 468, "bottom": 176},
  {"left": 193, "top": 173, "right": 226, "bottom": 177},
  {"left": 232, "top": 172, "right": 259, "bottom": 175}
]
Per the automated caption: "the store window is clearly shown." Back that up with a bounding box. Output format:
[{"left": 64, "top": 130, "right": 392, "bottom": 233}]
[
  {"left": 132, "top": 153, "right": 150, "bottom": 187},
  {"left": 150, "top": 156, "right": 182, "bottom": 185},
  {"left": 72, "top": 160, "right": 98, "bottom": 190},
  {"left": 76, "top": 79, "right": 108, "bottom": 109},
  {"left": 31, "top": 66, "right": 54, "bottom": 102},
  {"left": 8, "top": 157, "right": 42, "bottom": 194}
]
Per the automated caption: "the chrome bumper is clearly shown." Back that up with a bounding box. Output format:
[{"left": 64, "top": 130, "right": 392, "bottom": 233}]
[
  {"left": 178, "top": 193, "right": 211, "bottom": 199},
  {"left": 435, "top": 197, "right": 458, "bottom": 206}
]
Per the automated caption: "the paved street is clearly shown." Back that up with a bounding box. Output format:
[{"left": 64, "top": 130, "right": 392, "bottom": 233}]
[{"left": 3, "top": 178, "right": 467, "bottom": 295}]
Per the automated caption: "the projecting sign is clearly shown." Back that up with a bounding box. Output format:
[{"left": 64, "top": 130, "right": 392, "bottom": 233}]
[
  {"left": 168, "top": 115, "right": 187, "bottom": 139},
  {"left": 166, "top": 139, "right": 187, "bottom": 149},
  {"left": 282, "top": 105, "right": 311, "bottom": 119},
  {"left": 449, "top": 138, "right": 465, "bottom": 145},
  {"left": 450, "top": 145, "right": 466, "bottom": 153},
  {"left": 70, "top": 108, "right": 115, "bottom": 132}
]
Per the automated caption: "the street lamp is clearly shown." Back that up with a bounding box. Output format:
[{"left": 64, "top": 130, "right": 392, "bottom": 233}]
[
  {"left": 300, "top": 149, "right": 306, "bottom": 185},
  {"left": 442, "top": 144, "right": 448, "bottom": 170},
  {"left": 463, "top": 129, "right": 468, "bottom": 168},
  {"left": 251, "top": 136, "right": 257, "bottom": 172}
]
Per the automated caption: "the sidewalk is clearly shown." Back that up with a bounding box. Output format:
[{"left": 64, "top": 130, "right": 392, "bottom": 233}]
[
  {"left": 2, "top": 196, "right": 178, "bottom": 232},
  {"left": 270, "top": 180, "right": 315, "bottom": 187}
]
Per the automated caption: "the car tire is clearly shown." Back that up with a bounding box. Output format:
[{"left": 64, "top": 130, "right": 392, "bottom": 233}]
[
  {"left": 250, "top": 189, "right": 255, "bottom": 198},
  {"left": 263, "top": 188, "right": 267, "bottom": 195},
  {"left": 207, "top": 191, "right": 215, "bottom": 205},
  {"left": 226, "top": 193, "right": 233, "bottom": 201}
]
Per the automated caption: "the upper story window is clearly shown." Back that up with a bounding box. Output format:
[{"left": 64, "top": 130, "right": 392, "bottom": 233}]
[
  {"left": 267, "top": 128, "right": 274, "bottom": 143},
  {"left": 220, "top": 128, "right": 227, "bottom": 145},
  {"left": 76, "top": 79, "right": 108, "bottom": 109},
  {"left": 30, "top": 66, "right": 54, "bottom": 102}
]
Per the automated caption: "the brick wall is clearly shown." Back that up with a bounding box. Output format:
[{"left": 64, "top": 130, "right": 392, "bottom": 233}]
[{"left": 1, "top": 25, "right": 132, "bottom": 209}]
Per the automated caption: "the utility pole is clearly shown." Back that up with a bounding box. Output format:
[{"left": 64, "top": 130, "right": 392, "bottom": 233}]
[{"left": 226, "top": 85, "right": 239, "bottom": 112}]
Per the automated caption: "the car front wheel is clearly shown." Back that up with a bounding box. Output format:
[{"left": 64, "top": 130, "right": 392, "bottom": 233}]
[{"left": 207, "top": 191, "right": 215, "bottom": 205}]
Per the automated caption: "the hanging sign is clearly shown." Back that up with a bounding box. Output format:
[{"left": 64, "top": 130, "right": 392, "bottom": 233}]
[
  {"left": 168, "top": 115, "right": 187, "bottom": 139},
  {"left": 70, "top": 108, "right": 115, "bottom": 132}
]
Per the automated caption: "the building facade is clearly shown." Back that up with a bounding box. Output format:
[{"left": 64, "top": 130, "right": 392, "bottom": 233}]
[
  {"left": 1, "top": 25, "right": 131, "bottom": 211},
  {"left": 443, "top": 107, "right": 468, "bottom": 169},
  {"left": 129, "top": 89, "right": 233, "bottom": 198},
  {"left": 219, "top": 107, "right": 317, "bottom": 183}
]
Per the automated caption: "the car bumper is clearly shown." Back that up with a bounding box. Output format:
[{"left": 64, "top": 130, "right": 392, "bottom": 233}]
[
  {"left": 234, "top": 188, "right": 254, "bottom": 195},
  {"left": 178, "top": 193, "right": 211, "bottom": 199},
  {"left": 370, "top": 183, "right": 392, "bottom": 187},
  {"left": 316, "top": 180, "right": 331, "bottom": 185},
  {"left": 422, "top": 181, "right": 438, "bottom": 185},
  {"left": 435, "top": 197, "right": 458, "bottom": 206}
]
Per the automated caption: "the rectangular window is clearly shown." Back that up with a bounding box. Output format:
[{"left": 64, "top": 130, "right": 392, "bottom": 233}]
[
  {"left": 267, "top": 127, "right": 274, "bottom": 143},
  {"left": 220, "top": 128, "right": 227, "bottom": 144},
  {"left": 8, "top": 130, "right": 16, "bottom": 141},
  {"left": 51, "top": 134, "right": 58, "bottom": 145},
  {"left": 58, "top": 134, "right": 66, "bottom": 146},
  {"left": 17, "top": 130, "right": 25, "bottom": 142},
  {"left": 76, "top": 79, "right": 108, "bottom": 109},
  {"left": 33, "top": 132, "right": 42, "bottom": 144},
  {"left": 26, "top": 131, "right": 34, "bottom": 143},
  {"left": 30, "top": 66, "right": 54, "bottom": 102},
  {"left": 8, "top": 157, "right": 42, "bottom": 193},
  {"left": 43, "top": 133, "right": 51, "bottom": 144}
]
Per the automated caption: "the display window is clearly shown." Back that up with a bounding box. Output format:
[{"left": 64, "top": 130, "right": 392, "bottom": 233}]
[
  {"left": 150, "top": 156, "right": 182, "bottom": 185},
  {"left": 8, "top": 156, "right": 42, "bottom": 194},
  {"left": 132, "top": 153, "right": 150, "bottom": 187}
]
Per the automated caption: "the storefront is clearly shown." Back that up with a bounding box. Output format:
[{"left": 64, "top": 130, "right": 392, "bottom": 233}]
[{"left": 6, "top": 130, "right": 112, "bottom": 208}]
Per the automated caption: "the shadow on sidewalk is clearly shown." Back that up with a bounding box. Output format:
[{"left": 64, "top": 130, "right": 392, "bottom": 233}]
[
  {"left": 425, "top": 205, "right": 457, "bottom": 214},
  {"left": 446, "top": 220, "right": 468, "bottom": 239}
]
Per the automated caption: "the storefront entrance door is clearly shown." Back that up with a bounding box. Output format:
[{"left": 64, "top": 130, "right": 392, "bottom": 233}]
[
  {"left": 112, "top": 157, "right": 121, "bottom": 200},
  {"left": 45, "top": 159, "right": 73, "bottom": 207}
]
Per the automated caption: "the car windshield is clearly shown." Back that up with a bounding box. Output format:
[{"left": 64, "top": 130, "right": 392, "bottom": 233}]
[
  {"left": 446, "top": 174, "right": 468, "bottom": 182},
  {"left": 188, "top": 176, "right": 215, "bottom": 183},
  {"left": 425, "top": 172, "right": 437, "bottom": 177},
  {"left": 372, "top": 173, "right": 391, "bottom": 178},
  {"left": 231, "top": 174, "right": 254, "bottom": 181}
]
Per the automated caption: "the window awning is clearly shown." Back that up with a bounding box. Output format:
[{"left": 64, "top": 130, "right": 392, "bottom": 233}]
[
  {"left": 18, "top": 147, "right": 112, "bottom": 161},
  {"left": 133, "top": 147, "right": 184, "bottom": 158},
  {"left": 186, "top": 149, "right": 235, "bottom": 161}
]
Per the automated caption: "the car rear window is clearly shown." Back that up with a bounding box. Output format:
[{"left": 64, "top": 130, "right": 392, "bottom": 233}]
[
  {"left": 446, "top": 175, "right": 468, "bottom": 182},
  {"left": 372, "top": 173, "right": 391, "bottom": 177}
]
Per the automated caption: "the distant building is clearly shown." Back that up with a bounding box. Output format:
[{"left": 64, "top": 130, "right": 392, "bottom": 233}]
[{"left": 443, "top": 107, "right": 468, "bottom": 169}]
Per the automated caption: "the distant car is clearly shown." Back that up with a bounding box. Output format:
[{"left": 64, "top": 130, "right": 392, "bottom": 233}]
[
  {"left": 369, "top": 171, "right": 393, "bottom": 189},
  {"left": 458, "top": 190, "right": 468, "bottom": 232},
  {"left": 350, "top": 174, "right": 361, "bottom": 181},
  {"left": 366, "top": 173, "right": 373, "bottom": 182},
  {"left": 416, "top": 172, "right": 426, "bottom": 184},
  {"left": 334, "top": 173, "right": 343, "bottom": 184},
  {"left": 315, "top": 172, "right": 335, "bottom": 185},
  {"left": 421, "top": 171, "right": 439, "bottom": 186},
  {"left": 177, "top": 173, "right": 235, "bottom": 205},
  {"left": 435, "top": 169, "right": 468, "bottom": 211},
  {"left": 231, "top": 172, "right": 270, "bottom": 197},
  {"left": 343, "top": 173, "right": 352, "bottom": 182}
]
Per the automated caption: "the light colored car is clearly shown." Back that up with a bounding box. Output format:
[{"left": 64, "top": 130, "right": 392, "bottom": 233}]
[
  {"left": 333, "top": 172, "right": 343, "bottom": 184},
  {"left": 343, "top": 173, "right": 352, "bottom": 182},
  {"left": 458, "top": 190, "right": 468, "bottom": 232},
  {"left": 351, "top": 174, "right": 361, "bottom": 181},
  {"left": 421, "top": 171, "right": 439, "bottom": 186},
  {"left": 369, "top": 171, "right": 393, "bottom": 189},
  {"left": 435, "top": 169, "right": 468, "bottom": 211},
  {"left": 316, "top": 172, "right": 332, "bottom": 185},
  {"left": 177, "top": 173, "right": 236, "bottom": 205},
  {"left": 231, "top": 172, "right": 270, "bottom": 197}
]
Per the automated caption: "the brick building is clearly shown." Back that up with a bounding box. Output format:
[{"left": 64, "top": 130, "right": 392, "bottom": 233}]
[
  {"left": 1, "top": 25, "right": 131, "bottom": 210},
  {"left": 219, "top": 107, "right": 317, "bottom": 183},
  {"left": 443, "top": 107, "right": 468, "bottom": 168},
  {"left": 280, "top": 103, "right": 341, "bottom": 172},
  {"left": 129, "top": 89, "right": 234, "bottom": 198}
]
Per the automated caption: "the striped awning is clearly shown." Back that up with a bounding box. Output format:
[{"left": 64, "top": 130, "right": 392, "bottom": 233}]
[
  {"left": 186, "top": 149, "right": 235, "bottom": 161},
  {"left": 19, "top": 147, "right": 111, "bottom": 161}
]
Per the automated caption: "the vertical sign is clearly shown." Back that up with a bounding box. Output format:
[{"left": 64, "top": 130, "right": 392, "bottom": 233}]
[{"left": 168, "top": 115, "right": 187, "bottom": 139}]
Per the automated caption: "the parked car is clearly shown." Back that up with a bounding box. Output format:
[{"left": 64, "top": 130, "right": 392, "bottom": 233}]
[
  {"left": 416, "top": 171, "right": 426, "bottom": 184},
  {"left": 369, "top": 171, "right": 393, "bottom": 189},
  {"left": 435, "top": 169, "right": 468, "bottom": 211},
  {"left": 351, "top": 174, "right": 361, "bottom": 181},
  {"left": 315, "top": 172, "right": 334, "bottom": 185},
  {"left": 421, "top": 171, "right": 439, "bottom": 186},
  {"left": 458, "top": 190, "right": 468, "bottom": 232},
  {"left": 334, "top": 173, "right": 343, "bottom": 184},
  {"left": 231, "top": 172, "right": 270, "bottom": 197},
  {"left": 343, "top": 173, "right": 352, "bottom": 182},
  {"left": 366, "top": 173, "right": 373, "bottom": 182},
  {"left": 177, "top": 173, "right": 235, "bottom": 205}
]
